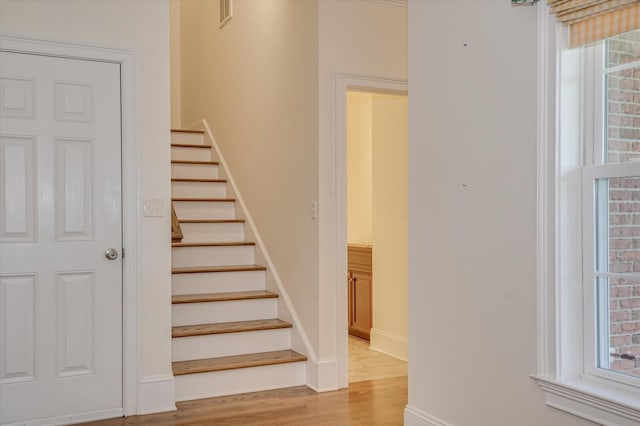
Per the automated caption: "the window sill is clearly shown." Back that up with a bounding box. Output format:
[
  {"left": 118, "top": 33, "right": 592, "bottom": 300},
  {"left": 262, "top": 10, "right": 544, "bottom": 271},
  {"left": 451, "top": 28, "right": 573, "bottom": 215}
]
[{"left": 532, "top": 375, "right": 640, "bottom": 426}]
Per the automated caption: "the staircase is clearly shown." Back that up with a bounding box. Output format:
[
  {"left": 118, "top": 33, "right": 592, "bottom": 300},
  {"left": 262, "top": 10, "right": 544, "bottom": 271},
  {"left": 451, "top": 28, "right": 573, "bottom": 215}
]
[{"left": 170, "top": 129, "right": 307, "bottom": 401}]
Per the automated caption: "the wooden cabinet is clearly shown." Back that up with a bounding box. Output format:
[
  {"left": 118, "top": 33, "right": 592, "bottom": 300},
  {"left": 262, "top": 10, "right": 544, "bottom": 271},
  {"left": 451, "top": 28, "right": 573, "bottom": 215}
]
[{"left": 348, "top": 244, "right": 372, "bottom": 341}]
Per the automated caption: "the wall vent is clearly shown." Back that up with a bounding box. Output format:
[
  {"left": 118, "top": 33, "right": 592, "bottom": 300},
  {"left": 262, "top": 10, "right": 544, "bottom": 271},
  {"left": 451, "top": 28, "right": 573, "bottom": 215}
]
[{"left": 220, "top": 0, "right": 232, "bottom": 28}]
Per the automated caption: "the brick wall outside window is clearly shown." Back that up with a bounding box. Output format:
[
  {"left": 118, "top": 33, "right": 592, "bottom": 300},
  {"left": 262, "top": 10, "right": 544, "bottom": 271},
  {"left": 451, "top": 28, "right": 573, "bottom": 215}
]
[{"left": 606, "top": 30, "right": 640, "bottom": 377}]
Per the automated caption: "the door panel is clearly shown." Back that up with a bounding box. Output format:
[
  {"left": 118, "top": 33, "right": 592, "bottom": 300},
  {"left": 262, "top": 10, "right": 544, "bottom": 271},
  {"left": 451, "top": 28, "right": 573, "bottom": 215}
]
[
  {"left": 0, "top": 274, "right": 37, "bottom": 384},
  {"left": 0, "top": 135, "right": 36, "bottom": 242},
  {"left": 0, "top": 52, "right": 122, "bottom": 424},
  {"left": 56, "top": 271, "right": 95, "bottom": 378},
  {"left": 55, "top": 138, "right": 93, "bottom": 240}
]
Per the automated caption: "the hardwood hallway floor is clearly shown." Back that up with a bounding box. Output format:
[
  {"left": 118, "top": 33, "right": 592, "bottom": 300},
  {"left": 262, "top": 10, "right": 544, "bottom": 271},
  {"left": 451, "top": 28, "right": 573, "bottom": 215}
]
[{"left": 83, "top": 376, "right": 407, "bottom": 425}]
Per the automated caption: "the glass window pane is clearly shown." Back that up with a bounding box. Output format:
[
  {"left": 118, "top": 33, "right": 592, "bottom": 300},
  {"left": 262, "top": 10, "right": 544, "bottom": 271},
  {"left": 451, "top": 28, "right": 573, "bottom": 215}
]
[
  {"left": 607, "top": 30, "right": 640, "bottom": 68},
  {"left": 606, "top": 67, "right": 640, "bottom": 164},
  {"left": 595, "top": 177, "right": 640, "bottom": 378},
  {"left": 605, "top": 177, "right": 640, "bottom": 275},
  {"left": 597, "top": 275, "right": 640, "bottom": 378}
]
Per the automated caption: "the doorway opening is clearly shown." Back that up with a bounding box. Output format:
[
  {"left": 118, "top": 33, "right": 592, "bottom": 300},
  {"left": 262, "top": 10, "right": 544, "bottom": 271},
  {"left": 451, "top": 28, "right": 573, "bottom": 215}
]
[{"left": 345, "top": 89, "right": 408, "bottom": 384}]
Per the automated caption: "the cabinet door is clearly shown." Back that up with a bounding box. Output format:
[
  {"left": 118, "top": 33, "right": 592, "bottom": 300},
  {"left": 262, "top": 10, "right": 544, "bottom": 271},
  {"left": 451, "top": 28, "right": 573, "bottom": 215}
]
[{"left": 348, "top": 270, "right": 372, "bottom": 340}]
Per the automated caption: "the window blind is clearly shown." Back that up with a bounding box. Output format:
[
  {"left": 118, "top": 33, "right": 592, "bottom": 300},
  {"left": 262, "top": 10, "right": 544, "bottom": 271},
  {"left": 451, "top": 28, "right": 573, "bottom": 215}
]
[{"left": 548, "top": 0, "right": 640, "bottom": 47}]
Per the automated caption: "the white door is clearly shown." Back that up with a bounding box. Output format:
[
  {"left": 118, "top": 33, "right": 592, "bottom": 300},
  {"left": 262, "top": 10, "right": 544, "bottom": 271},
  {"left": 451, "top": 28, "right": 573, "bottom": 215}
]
[{"left": 0, "top": 52, "right": 123, "bottom": 424}]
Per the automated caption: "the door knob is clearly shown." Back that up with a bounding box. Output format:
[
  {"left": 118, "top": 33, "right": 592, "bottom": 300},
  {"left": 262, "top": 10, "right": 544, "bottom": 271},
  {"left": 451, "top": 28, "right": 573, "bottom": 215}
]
[{"left": 105, "top": 248, "right": 119, "bottom": 260}]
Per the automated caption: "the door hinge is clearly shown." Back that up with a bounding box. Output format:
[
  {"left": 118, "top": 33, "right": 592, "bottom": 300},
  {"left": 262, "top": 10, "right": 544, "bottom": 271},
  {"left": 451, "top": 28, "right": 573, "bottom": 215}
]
[{"left": 122, "top": 247, "right": 125, "bottom": 259}]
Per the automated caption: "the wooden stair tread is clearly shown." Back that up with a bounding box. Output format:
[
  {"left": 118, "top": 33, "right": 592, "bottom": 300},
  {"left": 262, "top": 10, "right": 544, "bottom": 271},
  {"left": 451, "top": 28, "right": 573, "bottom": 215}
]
[
  {"left": 179, "top": 219, "right": 244, "bottom": 223},
  {"left": 172, "top": 290, "right": 278, "bottom": 304},
  {"left": 172, "top": 241, "right": 254, "bottom": 247},
  {"left": 172, "top": 265, "right": 267, "bottom": 274},
  {"left": 171, "top": 160, "right": 219, "bottom": 165},
  {"left": 172, "top": 197, "right": 235, "bottom": 202},
  {"left": 171, "top": 178, "right": 226, "bottom": 183},
  {"left": 172, "top": 350, "right": 307, "bottom": 376},
  {"left": 171, "top": 143, "right": 210, "bottom": 149},
  {"left": 171, "top": 129, "right": 205, "bottom": 134},
  {"left": 172, "top": 319, "right": 292, "bottom": 338}
]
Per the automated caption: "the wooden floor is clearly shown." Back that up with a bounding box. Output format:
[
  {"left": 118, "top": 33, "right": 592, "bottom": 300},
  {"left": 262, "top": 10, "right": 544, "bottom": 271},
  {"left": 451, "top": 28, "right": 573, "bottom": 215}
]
[{"left": 83, "top": 376, "right": 407, "bottom": 425}]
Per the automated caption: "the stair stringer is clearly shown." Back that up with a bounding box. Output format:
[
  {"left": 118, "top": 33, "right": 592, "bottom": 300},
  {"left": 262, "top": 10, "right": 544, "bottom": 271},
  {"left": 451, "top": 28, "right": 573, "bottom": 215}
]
[{"left": 185, "top": 118, "right": 321, "bottom": 388}]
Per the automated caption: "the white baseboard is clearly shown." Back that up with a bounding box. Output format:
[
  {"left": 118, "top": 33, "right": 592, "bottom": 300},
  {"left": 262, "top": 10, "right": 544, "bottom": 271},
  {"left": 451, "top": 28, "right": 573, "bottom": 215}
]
[
  {"left": 2, "top": 408, "right": 123, "bottom": 426},
  {"left": 305, "top": 357, "right": 339, "bottom": 392},
  {"left": 404, "top": 405, "right": 453, "bottom": 426},
  {"left": 370, "top": 328, "right": 408, "bottom": 361},
  {"left": 137, "top": 374, "right": 176, "bottom": 415}
]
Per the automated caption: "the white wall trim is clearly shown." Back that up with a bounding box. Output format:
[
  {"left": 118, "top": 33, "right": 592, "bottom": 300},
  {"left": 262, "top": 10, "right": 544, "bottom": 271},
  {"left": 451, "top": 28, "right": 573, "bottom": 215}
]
[
  {"left": 0, "top": 33, "right": 139, "bottom": 417},
  {"left": 304, "top": 357, "right": 338, "bottom": 393},
  {"left": 2, "top": 409, "right": 124, "bottom": 426},
  {"left": 533, "top": 376, "right": 640, "bottom": 426},
  {"left": 332, "top": 74, "right": 408, "bottom": 389},
  {"left": 370, "top": 328, "right": 408, "bottom": 361},
  {"left": 404, "top": 405, "right": 453, "bottom": 426},
  {"left": 136, "top": 375, "right": 176, "bottom": 416},
  {"left": 535, "top": 0, "right": 557, "bottom": 381},
  {"left": 188, "top": 118, "right": 319, "bottom": 383}
]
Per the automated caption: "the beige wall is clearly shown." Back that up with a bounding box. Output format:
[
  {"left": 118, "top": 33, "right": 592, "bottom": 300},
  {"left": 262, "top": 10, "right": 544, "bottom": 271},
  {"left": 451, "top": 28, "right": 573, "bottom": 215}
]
[
  {"left": 176, "top": 0, "right": 406, "bottom": 390},
  {"left": 371, "top": 93, "right": 408, "bottom": 360},
  {"left": 0, "top": 0, "right": 173, "bottom": 414},
  {"left": 178, "top": 0, "right": 320, "bottom": 351},
  {"left": 407, "top": 1, "right": 594, "bottom": 425},
  {"left": 170, "top": 0, "right": 181, "bottom": 128},
  {"left": 347, "top": 91, "right": 373, "bottom": 244}
]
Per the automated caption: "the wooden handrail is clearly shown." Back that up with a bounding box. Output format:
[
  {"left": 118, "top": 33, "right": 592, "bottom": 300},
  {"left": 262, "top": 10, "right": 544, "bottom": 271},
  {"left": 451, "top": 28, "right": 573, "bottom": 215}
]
[{"left": 171, "top": 203, "right": 183, "bottom": 242}]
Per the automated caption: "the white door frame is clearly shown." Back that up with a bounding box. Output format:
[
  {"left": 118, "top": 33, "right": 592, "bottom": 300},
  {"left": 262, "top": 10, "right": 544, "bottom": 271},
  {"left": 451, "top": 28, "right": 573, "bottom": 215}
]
[
  {"left": 0, "top": 34, "right": 139, "bottom": 416},
  {"left": 333, "top": 74, "right": 407, "bottom": 387}
]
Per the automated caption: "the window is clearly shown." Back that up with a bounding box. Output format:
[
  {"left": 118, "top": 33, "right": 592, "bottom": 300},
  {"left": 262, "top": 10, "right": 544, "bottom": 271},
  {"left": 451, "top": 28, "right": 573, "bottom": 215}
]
[
  {"left": 583, "top": 31, "right": 640, "bottom": 385},
  {"left": 534, "top": 14, "right": 640, "bottom": 426}
]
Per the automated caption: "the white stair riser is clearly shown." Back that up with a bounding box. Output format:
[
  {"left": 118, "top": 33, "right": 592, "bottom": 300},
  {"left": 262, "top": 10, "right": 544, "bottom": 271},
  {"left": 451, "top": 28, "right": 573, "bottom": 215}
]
[
  {"left": 180, "top": 222, "right": 245, "bottom": 243},
  {"left": 173, "top": 201, "right": 235, "bottom": 220},
  {"left": 172, "top": 298, "right": 278, "bottom": 326},
  {"left": 172, "top": 328, "right": 291, "bottom": 361},
  {"left": 172, "top": 163, "right": 219, "bottom": 179},
  {"left": 174, "top": 361, "right": 306, "bottom": 402},
  {"left": 171, "top": 132, "right": 206, "bottom": 145},
  {"left": 171, "top": 181, "right": 227, "bottom": 198},
  {"left": 171, "top": 146, "right": 211, "bottom": 162},
  {"left": 172, "top": 270, "right": 266, "bottom": 295},
  {"left": 172, "top": 245, "right": 254, "bottom": 268}
]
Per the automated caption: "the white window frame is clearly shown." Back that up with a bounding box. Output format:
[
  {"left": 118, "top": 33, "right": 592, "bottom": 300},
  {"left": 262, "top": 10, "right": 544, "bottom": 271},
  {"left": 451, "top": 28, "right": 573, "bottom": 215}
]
[
  {"left": 533, "top": 3, "right": 640, "bottom": 425},
  {"left": 583, "top": 162, "right": 640, "bottom": 388}
]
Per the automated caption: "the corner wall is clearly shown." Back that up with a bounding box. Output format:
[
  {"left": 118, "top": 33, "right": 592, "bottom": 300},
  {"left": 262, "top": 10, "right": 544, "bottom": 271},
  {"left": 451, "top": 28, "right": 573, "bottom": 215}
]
[
  {"left": 371, "top": 93, "right": 408, "bottom": 360},
  {"left": 0, "top": 0, "right": 173, "bottom": 415},
  {"left": 170, "top": 0, "right": 182, "bottom": 129},
  {"left": 406, "top": 1, "right": 594, "bottom": 425}
]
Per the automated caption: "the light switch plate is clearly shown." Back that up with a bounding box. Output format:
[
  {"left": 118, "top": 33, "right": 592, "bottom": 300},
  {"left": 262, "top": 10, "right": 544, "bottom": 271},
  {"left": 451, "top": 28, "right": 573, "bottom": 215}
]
[{"left": 143, "top": 197, "right": 164, "bottom": 217}]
